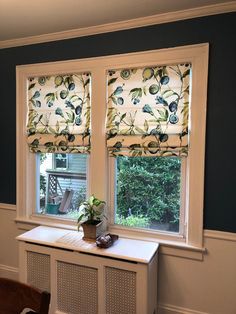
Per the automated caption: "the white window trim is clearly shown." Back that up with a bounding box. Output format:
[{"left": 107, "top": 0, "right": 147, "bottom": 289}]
[{"left": 16, "top": 43, "right": 209, "bottom": 255}]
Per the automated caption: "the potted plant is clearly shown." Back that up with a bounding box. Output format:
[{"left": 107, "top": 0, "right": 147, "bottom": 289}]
[{"left": 78, "top": 195, "right": 106, "bottom": 240}]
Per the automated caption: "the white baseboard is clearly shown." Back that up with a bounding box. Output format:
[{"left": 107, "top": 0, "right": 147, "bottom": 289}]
[
  {"left": 158, "top": 303, "right": 209, "bottom": 314},
  {"left": 0, "top": 264, "right": 19, "bottom": 280}
]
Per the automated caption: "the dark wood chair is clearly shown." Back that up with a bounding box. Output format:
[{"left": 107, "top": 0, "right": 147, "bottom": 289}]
[{"left": 0, "top": 277, "right": 50, "bottom": 314}]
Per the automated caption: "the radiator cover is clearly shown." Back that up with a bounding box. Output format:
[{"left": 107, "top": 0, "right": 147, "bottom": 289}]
[{"left": 18, "top": 226, "right": 158, "bottom": 314}]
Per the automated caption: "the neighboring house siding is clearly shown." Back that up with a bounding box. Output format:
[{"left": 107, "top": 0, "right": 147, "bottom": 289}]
[
  {"left": 47, "top": 154, "right": 87, "bottom": 209},
  {"left": 68, "top": 154, "right": 87, "bottom": 173}
]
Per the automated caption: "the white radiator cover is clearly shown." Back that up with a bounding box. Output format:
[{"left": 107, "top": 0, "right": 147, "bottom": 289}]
[{"left": 17, "top": 226, "right": 158, "bottom": 314}]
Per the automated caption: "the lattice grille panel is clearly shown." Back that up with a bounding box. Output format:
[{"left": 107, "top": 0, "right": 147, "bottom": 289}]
[
  {"left": 27, "top": 251, "right": 50, "bottom": 292},
  {"left": 105, "top": 266, "right": 136, "bottom": 314},
  {"left": 57, "top": 261, "right": 98, "bottom": 314},
  {"left": 48, "top": 174, "right": 59, "bottom": 196}
]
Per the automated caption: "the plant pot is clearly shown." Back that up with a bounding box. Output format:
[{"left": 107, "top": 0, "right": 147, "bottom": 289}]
[
  {"left": 46, "top": 203, "right": 60, "bottom": 215},
  {"left": 81, "top": 220, "right": 103, "bottom": 240}
]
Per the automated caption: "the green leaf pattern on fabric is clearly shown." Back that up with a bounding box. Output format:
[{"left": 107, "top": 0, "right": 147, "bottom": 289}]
[
  {"left": 27, "top": 73, "right": 91, "bottom": 153},
  {"left": 106, "top": 64, "right": 191, "bottom": 157}
]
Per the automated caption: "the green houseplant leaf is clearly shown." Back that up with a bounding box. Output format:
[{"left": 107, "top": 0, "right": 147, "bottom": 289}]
[{"left": 77, "top": 195, "right": 106, "bottom": 227}]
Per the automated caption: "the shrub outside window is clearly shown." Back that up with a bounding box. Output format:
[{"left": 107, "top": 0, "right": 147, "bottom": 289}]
[{"left": 115, "top": 156, "right": 182, "bottom": 233}]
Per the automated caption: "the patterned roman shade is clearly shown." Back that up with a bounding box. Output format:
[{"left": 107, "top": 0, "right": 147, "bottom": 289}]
[
  {"left": 27, "top": 73, "right": 91, "bottom": 153},
  {"left": 106, "top": 64, "right": 191, "bottom": 157}
]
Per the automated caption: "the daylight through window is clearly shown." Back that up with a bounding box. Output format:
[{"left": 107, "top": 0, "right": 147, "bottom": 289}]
[
  {"left": 115, "top": 156, "right": 182, "bottom": 232},
  {"left": 27, "top": 72, "right": 91, "bottom": 219},
  {"left": 106, "top": 64, "right": 190, "bottom": 234},
  {"left": 38, "top": 153, "right": 87, "bottom": 218}
]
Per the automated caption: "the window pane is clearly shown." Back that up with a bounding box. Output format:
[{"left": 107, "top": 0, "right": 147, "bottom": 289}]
[
  {"left": 38, "top": 153, "right": 87, "bottom": 219},
  {"left": 115, "top": 156, "right": 181, "bottom": 233},
  {"left": 54, "top": 154, "right": 67, "bottom": 169}
]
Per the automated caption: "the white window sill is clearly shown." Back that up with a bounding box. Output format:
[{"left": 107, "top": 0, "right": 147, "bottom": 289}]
[
  {"left": 15, "top": 216, "right": 78, "bottom": 231},
  {"left": 15, "top": 217, "right": 205, "bottom": 261}
]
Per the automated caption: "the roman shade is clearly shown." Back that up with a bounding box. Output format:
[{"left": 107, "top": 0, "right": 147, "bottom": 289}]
[
  {"left": 27, "top": 73, "right": 91, "bottom": 153},
  {"left": 106, "top": 64, "right": 191, "bottom": 157}
]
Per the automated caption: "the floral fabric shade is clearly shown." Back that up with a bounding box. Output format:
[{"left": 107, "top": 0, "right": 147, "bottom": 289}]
[
  {"left": 106, "top": 64, "right": 191, "bottom": 157},
  {"left": 27, "top": 73, "right": 91, "bottom": 153}
]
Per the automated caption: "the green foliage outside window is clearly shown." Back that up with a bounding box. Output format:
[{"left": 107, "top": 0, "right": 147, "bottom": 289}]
[{"left": 116, "top": 156, "right": 181, "bottom": 232}]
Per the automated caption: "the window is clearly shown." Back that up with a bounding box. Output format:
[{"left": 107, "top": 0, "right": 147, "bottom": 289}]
[
  {"left": 38, "top": 153, "right": 87, "bottom": 218},
  {"left": 26, "top": 71, "right": 90, "bottom": 220},
  {"left": 17, "top": 44, "right": 208, "bottom": 249},
  {"left": 54, "top": 153, "right": 68, "bottom": 169},
  {"left": 106, "top": 63, "right": 190, "bottom": 235},
  {"left": 114, "top": 156, "right": 182, "bottom": 233}
]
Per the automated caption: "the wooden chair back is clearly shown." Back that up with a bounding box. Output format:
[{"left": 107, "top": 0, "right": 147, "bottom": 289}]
[{"left": 0, "top": 277, "right": 50, "bottom": 314}]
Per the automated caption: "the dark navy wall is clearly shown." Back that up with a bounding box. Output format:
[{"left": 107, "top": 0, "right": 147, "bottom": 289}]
[{"left": 0, "top": 12, "right": 235, "bottom": 232}]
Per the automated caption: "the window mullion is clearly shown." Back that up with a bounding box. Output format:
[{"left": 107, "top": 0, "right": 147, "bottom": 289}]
[
  {"left": 89, "top": 68, "right": 107, "bottom": 201},
  {"left": 108, "top": 157, "right": 116, "bottom": 226}
]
